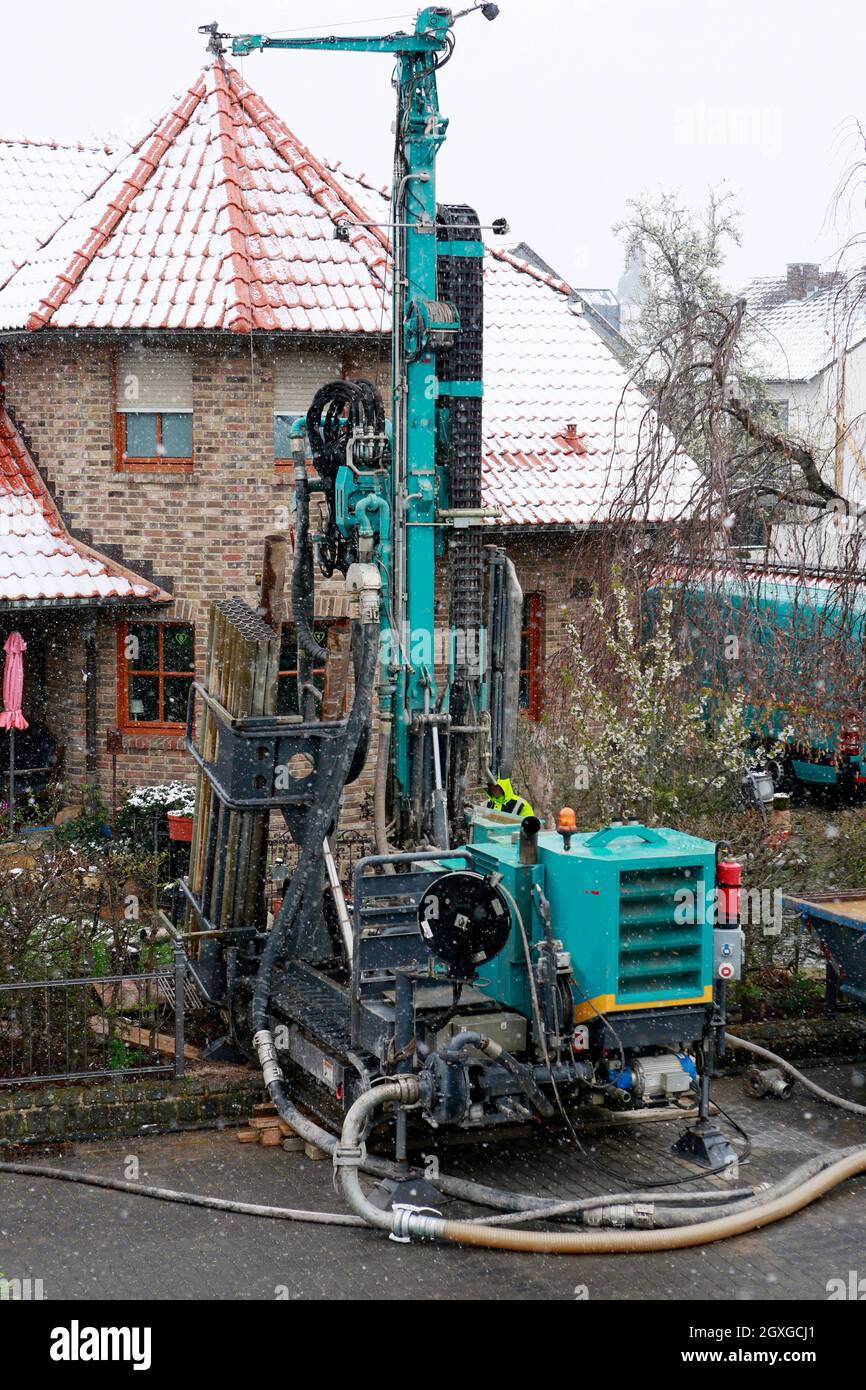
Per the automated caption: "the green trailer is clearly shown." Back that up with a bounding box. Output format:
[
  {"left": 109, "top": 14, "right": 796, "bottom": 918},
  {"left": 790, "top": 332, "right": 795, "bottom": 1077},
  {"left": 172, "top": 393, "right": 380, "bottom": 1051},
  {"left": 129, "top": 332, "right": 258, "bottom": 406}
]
[{"left": 651, "top": 570, "right": 866, "bottom": 799}]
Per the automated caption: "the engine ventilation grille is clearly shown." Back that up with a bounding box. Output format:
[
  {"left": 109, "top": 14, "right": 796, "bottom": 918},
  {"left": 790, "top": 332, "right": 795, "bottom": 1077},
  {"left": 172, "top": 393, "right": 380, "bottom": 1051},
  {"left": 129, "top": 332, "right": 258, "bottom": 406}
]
[{"left": 617, "top": 865, "right": 705, "bottom": 1001}]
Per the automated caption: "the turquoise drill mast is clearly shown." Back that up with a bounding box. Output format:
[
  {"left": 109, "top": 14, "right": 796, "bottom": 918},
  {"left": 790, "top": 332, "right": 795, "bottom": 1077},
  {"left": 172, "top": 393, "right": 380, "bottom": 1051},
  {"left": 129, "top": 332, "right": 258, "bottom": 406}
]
[
  {"left": 227, "top": 6, "right": 502, "bottom": 845},
  {"left": 186, "top": 15, "right": 735, "bottom": 1172}
]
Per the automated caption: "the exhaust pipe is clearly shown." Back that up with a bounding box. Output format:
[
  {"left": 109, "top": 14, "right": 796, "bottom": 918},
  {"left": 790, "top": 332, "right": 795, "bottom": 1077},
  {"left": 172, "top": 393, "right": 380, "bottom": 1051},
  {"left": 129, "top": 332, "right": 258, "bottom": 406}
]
[{"left": 519, "top": 815, "right": 541, "bottom": 865}]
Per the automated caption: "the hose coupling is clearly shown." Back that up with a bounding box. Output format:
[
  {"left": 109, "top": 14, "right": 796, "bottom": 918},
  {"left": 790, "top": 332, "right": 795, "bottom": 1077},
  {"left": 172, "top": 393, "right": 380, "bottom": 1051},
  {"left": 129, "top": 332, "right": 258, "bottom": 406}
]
[
  {"left": 583, "top": 1202, "right": 656, "bottom": 1229},
  {"left": 333, "top": 1142, "right": 366, "bottom": 1169},
  {"left": 391, "top": 1206, "right": 443, "bottom": 1242},
  {"left": 746, "top": 1065, "right": 794, "bottom": 1101},
  {"left": 252, "top": 1029, "right": 283, "bottom": 1087},
  {"left": 390, "top": 1074, "right": 424, "bottom": 1105}
]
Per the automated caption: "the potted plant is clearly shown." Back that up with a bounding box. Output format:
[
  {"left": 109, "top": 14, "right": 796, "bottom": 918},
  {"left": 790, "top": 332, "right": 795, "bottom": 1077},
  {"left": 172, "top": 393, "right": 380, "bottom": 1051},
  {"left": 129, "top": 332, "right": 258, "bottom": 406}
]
[
  {"left": 119, "top": 782, "right": 196, "bottom": 843},
  {"left": 167, "top": 808, "right": 194, "bottom": 843}
]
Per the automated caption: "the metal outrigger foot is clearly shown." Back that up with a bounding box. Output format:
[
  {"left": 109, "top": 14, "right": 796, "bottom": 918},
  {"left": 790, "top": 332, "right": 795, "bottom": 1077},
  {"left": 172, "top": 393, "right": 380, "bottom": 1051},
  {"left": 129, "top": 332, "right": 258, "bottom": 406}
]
[{"left": 672, "top": 1119, "right": 737, "bottom": 1170}]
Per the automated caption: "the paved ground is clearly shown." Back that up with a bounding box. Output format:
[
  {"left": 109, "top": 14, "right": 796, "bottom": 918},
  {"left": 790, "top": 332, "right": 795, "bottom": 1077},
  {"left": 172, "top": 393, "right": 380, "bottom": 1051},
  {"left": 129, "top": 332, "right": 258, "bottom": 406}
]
[{"left": 2, "top": 1061, "right": 865, "bottom": 1301}]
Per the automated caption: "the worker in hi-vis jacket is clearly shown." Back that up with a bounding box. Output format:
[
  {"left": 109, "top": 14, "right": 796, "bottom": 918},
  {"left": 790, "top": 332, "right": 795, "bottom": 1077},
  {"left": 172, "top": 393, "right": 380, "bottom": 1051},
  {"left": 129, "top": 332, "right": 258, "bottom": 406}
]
[{"left": 485, "top": 776, "right": 534, "bottom": 818}]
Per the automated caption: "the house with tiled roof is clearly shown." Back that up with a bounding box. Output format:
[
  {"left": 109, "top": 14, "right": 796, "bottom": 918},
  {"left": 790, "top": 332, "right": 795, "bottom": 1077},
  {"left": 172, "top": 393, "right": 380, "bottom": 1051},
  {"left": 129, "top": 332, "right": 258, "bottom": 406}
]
[
  {"left": 0, "top": 53, "right": 696, "bottom": 801},
  {"left": 743, "top": 262, "right": 866, "bottom": 567}
]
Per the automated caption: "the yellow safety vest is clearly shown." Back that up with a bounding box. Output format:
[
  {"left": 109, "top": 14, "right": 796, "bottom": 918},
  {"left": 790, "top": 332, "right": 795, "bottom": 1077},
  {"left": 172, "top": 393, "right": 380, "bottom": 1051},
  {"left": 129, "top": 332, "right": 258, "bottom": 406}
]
[{"left": 486, "top": 778, "right": 534, "bottom": 818}]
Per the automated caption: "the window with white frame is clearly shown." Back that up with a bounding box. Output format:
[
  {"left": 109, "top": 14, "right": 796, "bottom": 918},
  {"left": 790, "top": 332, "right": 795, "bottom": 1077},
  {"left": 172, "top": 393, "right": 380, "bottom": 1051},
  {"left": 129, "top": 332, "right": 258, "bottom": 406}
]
[{"left": 274, "top": 353, "right": 341, "bottom": 461}]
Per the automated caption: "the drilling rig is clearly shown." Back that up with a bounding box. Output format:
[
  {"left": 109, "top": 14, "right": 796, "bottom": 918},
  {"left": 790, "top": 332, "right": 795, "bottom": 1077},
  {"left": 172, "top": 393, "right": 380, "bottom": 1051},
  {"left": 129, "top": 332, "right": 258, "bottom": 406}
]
[{"left": 178, "top": 7, "right": 743, "bottom": 1188}]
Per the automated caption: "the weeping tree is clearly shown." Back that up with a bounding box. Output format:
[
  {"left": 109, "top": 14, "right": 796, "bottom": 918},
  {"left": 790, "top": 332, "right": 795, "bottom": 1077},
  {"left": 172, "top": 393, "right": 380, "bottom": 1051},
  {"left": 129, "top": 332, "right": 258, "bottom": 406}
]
[
  {"left": 595, "top": 182, "right": 866, "bottom": 777},
  {"left": 612, "top": 187, "right": 857, "bottom": 539}
]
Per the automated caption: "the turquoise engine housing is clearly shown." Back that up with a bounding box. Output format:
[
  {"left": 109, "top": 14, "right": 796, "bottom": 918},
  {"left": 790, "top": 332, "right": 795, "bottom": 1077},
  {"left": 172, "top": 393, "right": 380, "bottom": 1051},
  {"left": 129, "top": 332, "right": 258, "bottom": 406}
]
[{"left": 467, "top": 816, "right": 716, "bottom": 1023}]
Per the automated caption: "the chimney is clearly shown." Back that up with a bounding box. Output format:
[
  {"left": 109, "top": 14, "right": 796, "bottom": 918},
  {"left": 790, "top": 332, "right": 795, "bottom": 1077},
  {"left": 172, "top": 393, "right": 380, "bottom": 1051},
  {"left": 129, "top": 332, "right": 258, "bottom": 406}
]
[{"left": 786, "top": 263, "right": 821, "bottom": 300}]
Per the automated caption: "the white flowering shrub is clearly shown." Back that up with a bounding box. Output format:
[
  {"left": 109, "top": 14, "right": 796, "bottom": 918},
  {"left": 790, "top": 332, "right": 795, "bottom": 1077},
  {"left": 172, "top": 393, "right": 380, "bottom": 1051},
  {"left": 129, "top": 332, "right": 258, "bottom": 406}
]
[
  {"left": 123, "top": 782, "right": 196, "bottom": 816},
  {"left": 525, "top": 576, "right": 768, "bottom": 825}
]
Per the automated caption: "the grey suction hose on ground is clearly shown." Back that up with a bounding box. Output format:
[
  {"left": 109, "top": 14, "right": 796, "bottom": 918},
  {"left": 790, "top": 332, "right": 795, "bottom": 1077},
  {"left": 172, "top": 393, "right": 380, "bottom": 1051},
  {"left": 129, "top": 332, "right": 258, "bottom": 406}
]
[
  {"left": 491, "top": 1145, "right": 866, "bottom": 1231},
  {"left": 726, "top": 1033, "right": 866, "bottom": 1117},
  {"left": 634, "top": 1145, "right": 866, "bottom": 1229},
  {"left": 0, "top": 1154, "right": 754, "bottom": 1232},
  {"left": 0, "top": 1160, "right": 364, "bottom": 1226}
]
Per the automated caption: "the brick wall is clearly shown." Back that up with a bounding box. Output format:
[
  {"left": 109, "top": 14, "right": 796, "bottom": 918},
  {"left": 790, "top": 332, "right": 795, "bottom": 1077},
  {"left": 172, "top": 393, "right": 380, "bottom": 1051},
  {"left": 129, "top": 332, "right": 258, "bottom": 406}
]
[
  {"left": 4, "top": 338, "right": 607, "bottom": 821},
  {"left": 0, "top": 1068, "right": 266, "bottom": 1145}
]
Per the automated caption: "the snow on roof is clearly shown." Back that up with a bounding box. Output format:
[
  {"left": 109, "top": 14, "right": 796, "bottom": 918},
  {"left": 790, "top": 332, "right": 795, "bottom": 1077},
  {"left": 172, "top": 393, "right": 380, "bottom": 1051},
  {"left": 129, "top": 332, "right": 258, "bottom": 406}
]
[
  {"left": 302, "top": 178, "right": 698, "bottom": 527},
  {"left": 0, "top": 408, "right": 170, "bottom": 605},
  {"left": 0, "top": 135, "right": 122, "bottom": 289},
  {"left": 743, "top": 271, "right": 866, "bottom": 383},
  {"left": 482, "top": 248, "right": 699, "bottom": 526},
  {"left": 0, "top": 62, "right": 389, "bottom": 334}
]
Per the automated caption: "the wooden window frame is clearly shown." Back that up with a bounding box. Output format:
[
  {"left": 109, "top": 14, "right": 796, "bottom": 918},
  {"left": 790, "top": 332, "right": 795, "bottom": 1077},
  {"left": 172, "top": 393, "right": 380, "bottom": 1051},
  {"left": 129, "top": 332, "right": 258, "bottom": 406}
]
[
  {"left": 115, "top": 410, "right": 194, "bottom": 472},
  {"left": 117, "top": 621, "right": 196, "bottom": 733},
  {"left": 520, "top": 592, "right": 545, "bottom": 722},
  {"left": 113, "top": 358, "right": 194, "bottom": 473}
]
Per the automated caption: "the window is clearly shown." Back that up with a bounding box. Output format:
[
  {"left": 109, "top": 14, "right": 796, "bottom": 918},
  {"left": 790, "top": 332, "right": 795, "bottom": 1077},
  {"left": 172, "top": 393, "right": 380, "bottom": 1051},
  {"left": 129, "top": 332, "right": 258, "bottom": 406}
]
[
  {"left": 518, "top": 592, "right": 545, "bottom": 721},
  {"left": 119, "top": 411, "right": 193, "bottom": 462},
  {"left": 118, "top": 622, "right": 195, "bottom": 730},
  {"left": 277, "top": 622, "right": 343, "bottom": 716},
  {"left": 771, "top": 398, "right": 790, "bottom": 431},
  {"left": 275, "top": 413, "right": 302, "bottom": 462},
  {"left": 115, "top": 350, "right": 193, "bottom": 469},
  {"left": 273, "top": 352, "right": 341, "bottom": 466}
]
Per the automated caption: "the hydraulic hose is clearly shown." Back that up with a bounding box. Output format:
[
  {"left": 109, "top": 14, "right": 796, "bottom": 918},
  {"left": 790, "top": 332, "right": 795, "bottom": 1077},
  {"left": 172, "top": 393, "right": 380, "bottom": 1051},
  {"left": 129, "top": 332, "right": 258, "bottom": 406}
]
[
  {"left": 345, "top": 622, "right": 372, "bottom": 784},
  {"left": 291, "top": 469, "right": 327, "bottom": 664},
  {"left": 251, "top": 619, "right": 377, "bottom": 1038},
  {"left": 727, "top": 1033, "right": 866, "bottom": 1117},
  {"left": 373, "top": 708, "right": 396, "bottom": 870}
]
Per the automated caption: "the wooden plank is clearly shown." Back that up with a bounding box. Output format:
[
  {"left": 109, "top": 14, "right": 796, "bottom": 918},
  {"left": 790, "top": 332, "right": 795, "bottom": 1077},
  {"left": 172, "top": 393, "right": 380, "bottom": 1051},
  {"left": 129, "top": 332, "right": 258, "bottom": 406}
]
[{"left": 88, "top": 1016, "right": 200, "bottom": 1062}]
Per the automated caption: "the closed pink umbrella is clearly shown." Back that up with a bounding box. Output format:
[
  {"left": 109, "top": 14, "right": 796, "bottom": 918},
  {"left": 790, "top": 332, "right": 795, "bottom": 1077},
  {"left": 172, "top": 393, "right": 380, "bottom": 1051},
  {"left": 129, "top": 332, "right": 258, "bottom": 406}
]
[{"left": 0, "top": 632, "right": 28, "bottom": 835}]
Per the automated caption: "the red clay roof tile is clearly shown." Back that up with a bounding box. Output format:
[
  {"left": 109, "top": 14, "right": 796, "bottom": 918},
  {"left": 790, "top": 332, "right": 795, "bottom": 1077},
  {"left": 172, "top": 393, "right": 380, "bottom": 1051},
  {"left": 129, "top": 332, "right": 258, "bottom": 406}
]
[{"left": 0, "top": 408, "right": 170, "bottom": 604}]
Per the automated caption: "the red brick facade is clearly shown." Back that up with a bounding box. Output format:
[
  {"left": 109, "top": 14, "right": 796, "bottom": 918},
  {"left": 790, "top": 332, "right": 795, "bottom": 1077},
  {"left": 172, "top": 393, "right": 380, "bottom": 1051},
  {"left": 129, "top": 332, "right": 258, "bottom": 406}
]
[{"left": 2, "top": 336, "right": 603, "bottom": 813}]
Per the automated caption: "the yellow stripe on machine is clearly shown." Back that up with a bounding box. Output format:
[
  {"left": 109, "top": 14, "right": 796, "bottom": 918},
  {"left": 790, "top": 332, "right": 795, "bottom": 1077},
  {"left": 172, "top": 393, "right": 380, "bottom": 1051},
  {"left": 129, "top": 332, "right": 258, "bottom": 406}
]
[{"left": 573, "top": 986, "right": 713, "bottom": 1024}]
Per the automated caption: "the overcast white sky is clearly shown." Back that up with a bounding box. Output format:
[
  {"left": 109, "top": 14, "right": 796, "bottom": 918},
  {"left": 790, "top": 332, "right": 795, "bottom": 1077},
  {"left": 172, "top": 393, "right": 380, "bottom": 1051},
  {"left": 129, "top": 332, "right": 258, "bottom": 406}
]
[{"left": 3, "top": 0, "right": 864, "bottom": 292}]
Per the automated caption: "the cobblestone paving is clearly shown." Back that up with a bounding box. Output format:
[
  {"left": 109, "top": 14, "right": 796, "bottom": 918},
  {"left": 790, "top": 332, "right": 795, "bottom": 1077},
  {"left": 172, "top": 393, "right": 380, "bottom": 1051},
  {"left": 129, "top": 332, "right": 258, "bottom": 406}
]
[{"left": 2, "top": 1063, "right": 864, "bottom": 1301}]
